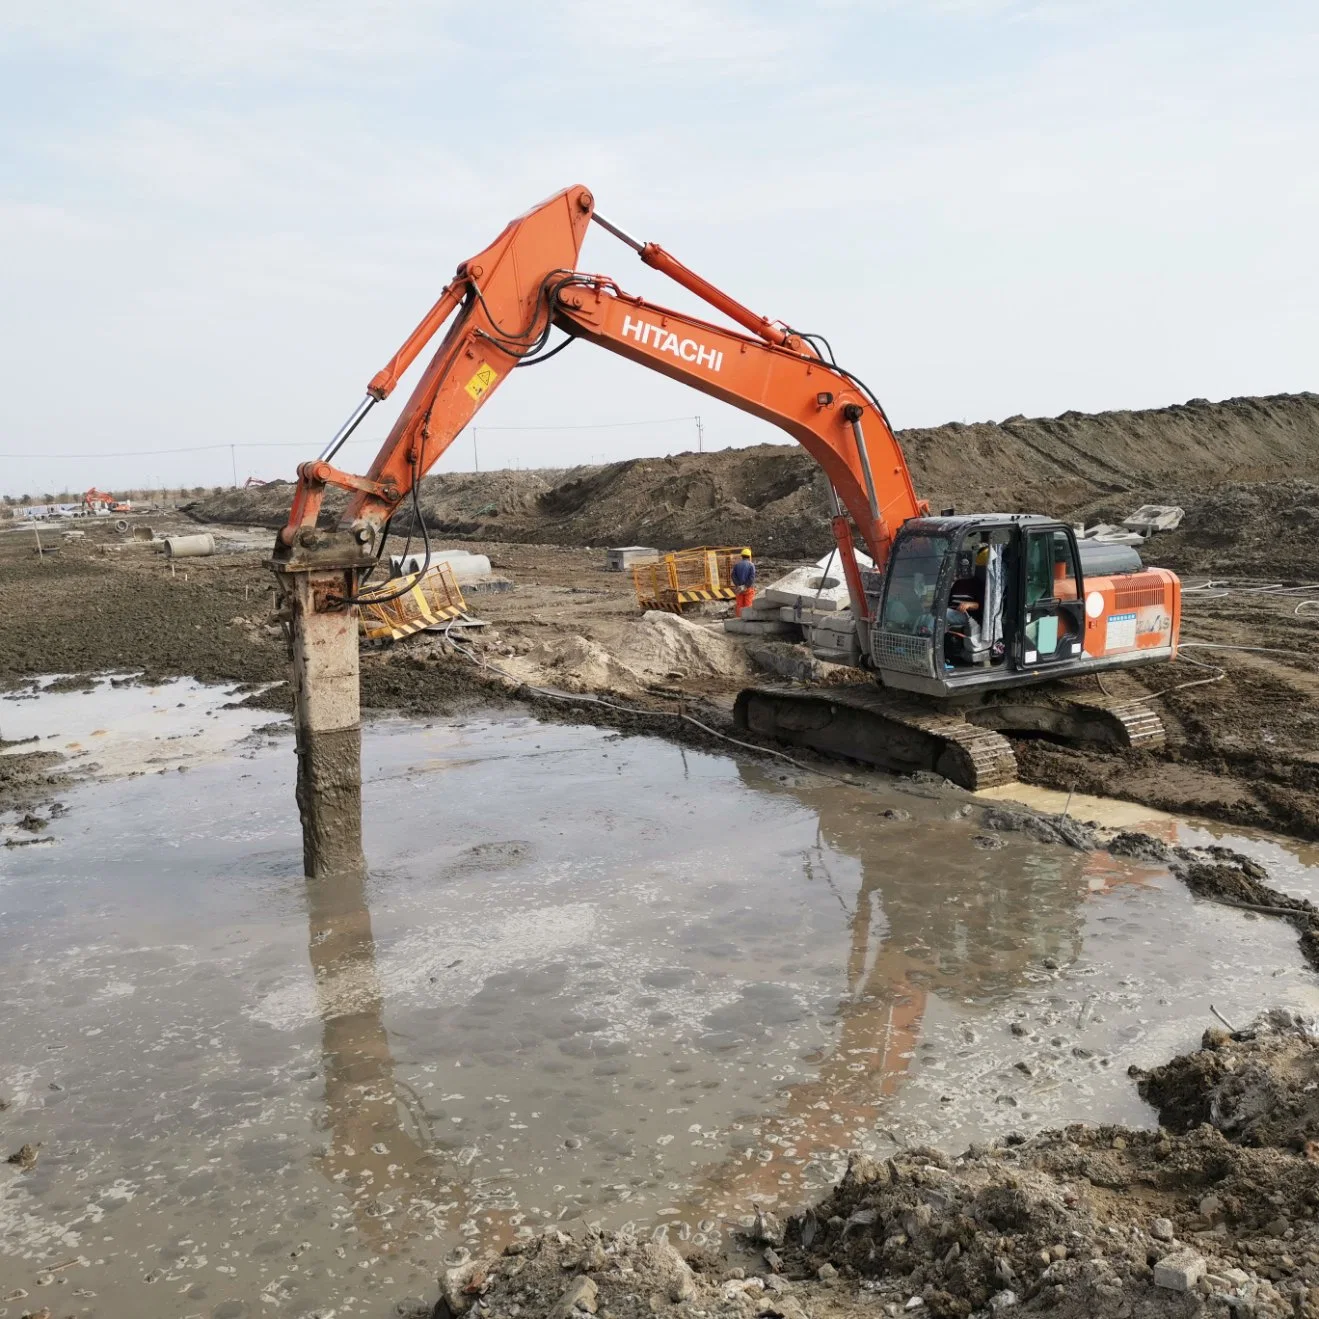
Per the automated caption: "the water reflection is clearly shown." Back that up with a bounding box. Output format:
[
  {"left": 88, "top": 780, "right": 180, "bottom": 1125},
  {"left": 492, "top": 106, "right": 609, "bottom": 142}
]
[
  {"left": 296, "top": 732, "right": 1167, "bottom": 1251},
  {"left": 305, "top": 855, "right": 438, "bottom": 1253},
  {"left": 676, "top": 764, "right": 1161, "bottom": 1217}
]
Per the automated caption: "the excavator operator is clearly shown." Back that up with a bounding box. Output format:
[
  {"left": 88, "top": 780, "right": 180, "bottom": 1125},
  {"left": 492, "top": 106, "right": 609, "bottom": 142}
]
[{"left": 732, "top": 547, "right": 756, "bottom": 617}]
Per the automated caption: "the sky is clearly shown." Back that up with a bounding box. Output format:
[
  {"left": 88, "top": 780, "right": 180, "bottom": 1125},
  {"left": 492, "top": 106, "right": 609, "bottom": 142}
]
[{"left": 1, "top": 0, "right": 1316, "bottom": 497}]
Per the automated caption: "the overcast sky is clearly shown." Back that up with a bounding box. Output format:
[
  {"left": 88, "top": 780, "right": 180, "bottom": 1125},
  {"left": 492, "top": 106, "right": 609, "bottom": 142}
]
[{"left": 1, "top": 0, "right": 1315, "bottom": 497}]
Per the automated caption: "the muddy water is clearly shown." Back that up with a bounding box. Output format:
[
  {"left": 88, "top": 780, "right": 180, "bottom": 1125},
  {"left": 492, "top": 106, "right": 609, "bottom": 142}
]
[{"left": 3, "top": 685, "right": 1319, "bottom": 1318}]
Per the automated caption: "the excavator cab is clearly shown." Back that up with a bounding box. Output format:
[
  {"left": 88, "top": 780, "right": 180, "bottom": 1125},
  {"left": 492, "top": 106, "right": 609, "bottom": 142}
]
[{"left": 868, "top": 514, "right": 1160, "bottom": 698}]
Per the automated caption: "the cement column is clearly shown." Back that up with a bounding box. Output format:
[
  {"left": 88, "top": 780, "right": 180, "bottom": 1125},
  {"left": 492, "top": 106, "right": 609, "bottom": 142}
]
[{"left": 280, "top": 566, "right": 366, "bottom": 880}]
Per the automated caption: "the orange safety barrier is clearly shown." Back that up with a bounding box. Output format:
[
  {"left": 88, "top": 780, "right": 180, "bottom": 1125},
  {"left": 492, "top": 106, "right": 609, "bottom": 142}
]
[
  {"left": 356, "top": 562, "right": 467, "bottom": 641},
  {"left": 632, "top": 547, "right": 739, "bottom": 612}
]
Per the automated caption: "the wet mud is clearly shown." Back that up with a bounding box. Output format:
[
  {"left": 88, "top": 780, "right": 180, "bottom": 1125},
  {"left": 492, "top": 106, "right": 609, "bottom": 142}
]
[
  {"left": 459, "top": 1017, "right": 1319, "bottom": 1319},
  {"left": 4, "top": 682, "right": 1319, "bottom": 1317}
]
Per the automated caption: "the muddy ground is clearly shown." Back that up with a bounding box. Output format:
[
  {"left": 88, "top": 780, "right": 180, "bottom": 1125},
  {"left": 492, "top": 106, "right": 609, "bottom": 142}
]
[
  {"left": 2, "top": 501, "right": 1316, "bottom": 841},
  {"left": 5, "top": 392, "right": 1319, "bottom": 1318}
]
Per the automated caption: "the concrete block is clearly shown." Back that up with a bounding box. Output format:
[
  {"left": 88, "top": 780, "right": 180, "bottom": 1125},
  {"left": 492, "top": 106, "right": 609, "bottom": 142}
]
[
  {"left": 606, "top": 545, "right": 660, "bottom": 571},
  {"left": 762, "top": 566, "right": 850, "bottom": 611},
  {"left": 1153, "top": 1250, "right": 1206, "bottom": 1292},
  {"left": 1122, "top": 504, "right": 1184, "bottom": 534},
  {"left": 460, "top": 576, "right": 514, "bottom": 594},
  {"left": 805, "top": 612, "right": 858, "bottom": 637},
  {"left": 777, "top": 605, "right": 828, "bottom": 624},
  {"left": 723, "top": 619, "right": 801, "bottom": 637}
]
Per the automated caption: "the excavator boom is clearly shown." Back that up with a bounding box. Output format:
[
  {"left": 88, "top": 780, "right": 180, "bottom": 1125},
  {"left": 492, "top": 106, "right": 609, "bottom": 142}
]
[{"left": 276, "top": 184, "right": 924, "bottom": 603}]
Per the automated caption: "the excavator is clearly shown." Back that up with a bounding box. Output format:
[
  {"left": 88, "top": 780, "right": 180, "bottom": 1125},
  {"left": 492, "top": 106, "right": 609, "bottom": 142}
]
[{"left": 273, "top": 185, "right": 1180, "bottom": 793}]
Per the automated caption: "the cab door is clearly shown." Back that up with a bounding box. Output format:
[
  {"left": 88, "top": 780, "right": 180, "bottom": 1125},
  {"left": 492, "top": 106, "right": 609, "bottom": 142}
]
[{"left": 1019, "top": 526, "right": 1086, "bottom": 668}]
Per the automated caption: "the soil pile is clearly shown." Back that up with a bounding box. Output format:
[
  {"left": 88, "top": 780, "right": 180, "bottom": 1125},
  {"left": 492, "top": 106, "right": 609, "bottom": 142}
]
[
  {"left": 1074, "top": 479, "right": 1319, "bottom": 581},
  {"left": 193, "top": 393, "right": 1319, "bottom": 561},
  {"left": 443, "top": 1015, "right": 1319, "bottom": 1319},
  {"left": 1139, "top": 1009, "right": 1319, "bottom": 1151}
]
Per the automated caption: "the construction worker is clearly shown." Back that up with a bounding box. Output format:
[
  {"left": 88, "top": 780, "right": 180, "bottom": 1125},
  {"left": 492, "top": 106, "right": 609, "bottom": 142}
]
[{"left": 732, "top": 547, "right": 756, "bottom": 617}]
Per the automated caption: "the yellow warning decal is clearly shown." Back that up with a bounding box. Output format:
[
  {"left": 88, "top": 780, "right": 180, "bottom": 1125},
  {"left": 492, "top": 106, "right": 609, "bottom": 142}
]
[{"left": 464, "top": 363, "right": 498, "bottom": 401}]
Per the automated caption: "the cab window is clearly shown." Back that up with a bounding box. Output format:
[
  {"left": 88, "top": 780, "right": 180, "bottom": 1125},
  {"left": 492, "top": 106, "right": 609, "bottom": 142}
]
[{"left": 880, "top": 534, "right": 948, "bottom": 634}]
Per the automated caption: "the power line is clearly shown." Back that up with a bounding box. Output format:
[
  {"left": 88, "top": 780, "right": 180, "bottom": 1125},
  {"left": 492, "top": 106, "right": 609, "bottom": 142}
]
[
  {"left": 0, "top": 415, "right": 703, "bottom": 460},
  {"left": 471, "top": 415, "right": 697, "bottom": 432}
]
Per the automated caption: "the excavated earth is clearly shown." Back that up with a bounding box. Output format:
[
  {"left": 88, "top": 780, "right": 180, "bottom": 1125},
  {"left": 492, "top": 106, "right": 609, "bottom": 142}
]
[{"left": 418, "top": 1014, "right": 1319, "bottom": 1319}]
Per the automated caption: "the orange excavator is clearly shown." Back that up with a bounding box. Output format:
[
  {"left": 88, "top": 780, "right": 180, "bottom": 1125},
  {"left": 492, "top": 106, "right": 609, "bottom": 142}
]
[
  {"left": 83, "top": 487, "right": 132, "bottom": 513},
  {"left": 273, "top": 185, "right": 1180, "bottom": 789}
]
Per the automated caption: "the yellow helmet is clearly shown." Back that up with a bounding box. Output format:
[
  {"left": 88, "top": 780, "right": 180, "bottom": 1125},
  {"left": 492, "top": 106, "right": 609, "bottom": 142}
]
[
  {"left": 975, "top": 545, "right": 990, "bottom": 566},
  {"left": 740, "top": 547, "right": 753, "bottom": 557}
]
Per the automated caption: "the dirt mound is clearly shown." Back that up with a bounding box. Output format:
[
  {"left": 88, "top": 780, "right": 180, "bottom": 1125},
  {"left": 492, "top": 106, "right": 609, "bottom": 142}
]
[
  {"left": 194, "top": 393, "right": 1319, "bottom": 563},
  {"left": 1137, "top": 1011, "right": 1319, "bottom": 1151},
  {"left": 617, "top": 612, "right": 755, "bottom": 682},
  {"left": 1074, "top": 478, "right": 1319, "bottom": 581}
]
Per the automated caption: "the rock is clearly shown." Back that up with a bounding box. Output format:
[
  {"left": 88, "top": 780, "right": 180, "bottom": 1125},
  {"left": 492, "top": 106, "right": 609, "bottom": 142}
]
[
  {"left": 1266, "top": 1217, "right": 1289, "bottom": 1236},
  {"left": 817, "top": 1262, "right": 838, "bottom": 1282},
  {"left": 1150, "top": 1218, "right": 1175, "bottom": 1242},
  {"left": 549, "top": 1276, "right": 598, "bottom": 1319},
  {"left": 6, "top": 1143, "right": 39, "bottom": 1170},
  {"left": 440, "top": 1254, "right": 499, "bottom": 1315},
  {"left": 764, "top": 1248, "right": 784, "bottom": 1273},
  {"left": 1010, "top": 1022, "right": 1028, "bottom": 1037},
  {"left": 1154, "top": 1250, "right": 1207, "bottom": 1292},
  {"left": 840, "top": 1151, "right": 885, "bottom": 1188},
  {"left": 1199, "top": 1194, "right": 1223, "bottom": 1221},
  {"left": 751, "top": 1206, "right": 784, "bottom": 1247},
  {"left": 669, "top": 1270, "right": 696, "bottom": 1303},
  {"left": 989, "top": 1291, "right": 1019, "bottom": 1311},
  {"left": 762, "top": 1298, "right": 808, "bottom": 1319}
]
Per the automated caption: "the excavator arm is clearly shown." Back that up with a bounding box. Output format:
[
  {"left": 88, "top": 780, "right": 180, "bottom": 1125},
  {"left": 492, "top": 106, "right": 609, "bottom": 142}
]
[{"left": 275, "top": 184, "right": 926, "bottom": 612}]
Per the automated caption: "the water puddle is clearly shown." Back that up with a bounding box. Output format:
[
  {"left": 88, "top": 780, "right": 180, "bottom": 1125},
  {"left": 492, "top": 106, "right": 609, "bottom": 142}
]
[
  {"left": 3, "top": 681, "right": 1318, "bottom": 1316},
  {"left": 1, "top": 674, "right": 278, "bottom": 783}
]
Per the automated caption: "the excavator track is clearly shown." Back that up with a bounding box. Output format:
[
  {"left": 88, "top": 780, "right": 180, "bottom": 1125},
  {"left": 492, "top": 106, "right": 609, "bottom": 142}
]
[
  {"left": 965, "top": 693, "right": 1167, "bottom": 752},
  {"left": 733, "top": 683, "right": 1019, "bottom": 791}
]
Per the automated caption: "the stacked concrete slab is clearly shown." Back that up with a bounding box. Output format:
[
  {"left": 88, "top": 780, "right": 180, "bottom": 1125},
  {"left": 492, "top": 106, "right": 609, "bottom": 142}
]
[{"left": 723, "top": 561, "right": 862, "bottom": 658}]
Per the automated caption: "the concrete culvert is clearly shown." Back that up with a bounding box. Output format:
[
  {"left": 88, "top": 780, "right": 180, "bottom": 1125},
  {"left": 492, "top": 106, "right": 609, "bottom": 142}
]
[{"left": 163, "top": 533, "right": 216, "bottom": 558}]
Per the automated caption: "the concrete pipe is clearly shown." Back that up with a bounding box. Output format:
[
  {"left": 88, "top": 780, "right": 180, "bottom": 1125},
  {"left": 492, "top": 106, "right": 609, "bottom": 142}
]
[
  {"left": 114, "top": 518, "right": 130, "bottom": 533},
  {"left": 131, "top": 525, "right": 155, "bottom": 542},
  {"left": 163, "top": 533, "right": 216, "bottom": 558}
]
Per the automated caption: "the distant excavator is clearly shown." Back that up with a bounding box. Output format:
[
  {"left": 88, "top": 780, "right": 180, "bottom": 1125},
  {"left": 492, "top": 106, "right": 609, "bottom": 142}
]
[
  {"left": 273, "top": 185, "right": 1180, "bottom": 790},
  {"left": 83, "top": 487, "right": 132, "bottom": 514}
]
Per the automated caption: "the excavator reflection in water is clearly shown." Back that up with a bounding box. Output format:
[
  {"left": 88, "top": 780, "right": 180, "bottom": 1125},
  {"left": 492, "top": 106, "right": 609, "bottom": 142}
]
[
  {"left": 665, "top": 762, "right": 1169, "bottom": 1226},
  {"left": 295, "top": 754, "right": 1168, "bottom": 1256}
]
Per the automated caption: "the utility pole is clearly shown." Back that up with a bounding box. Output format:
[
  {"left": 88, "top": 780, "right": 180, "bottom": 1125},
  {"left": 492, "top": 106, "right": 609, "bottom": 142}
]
[
  {"left": 696, "top": 416, "right": 704, "bottom": 454},
  {"left": 230, "top": 444, "right": 238, "bottom": 487},
  {"left": 472, "top": 428, "right": 479, "bottom": 473}
]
